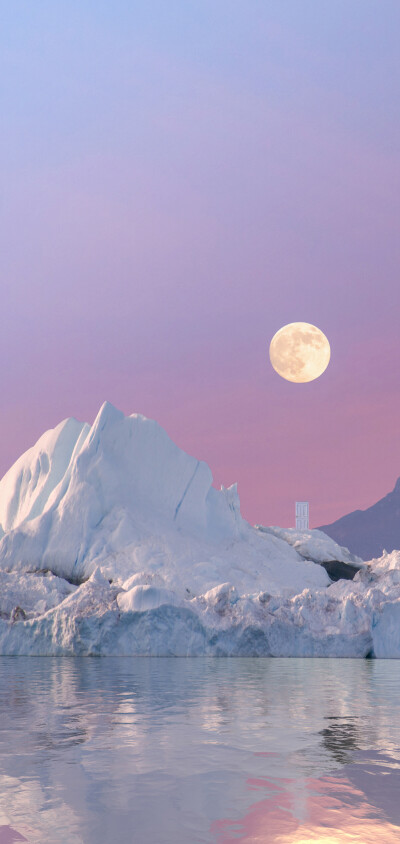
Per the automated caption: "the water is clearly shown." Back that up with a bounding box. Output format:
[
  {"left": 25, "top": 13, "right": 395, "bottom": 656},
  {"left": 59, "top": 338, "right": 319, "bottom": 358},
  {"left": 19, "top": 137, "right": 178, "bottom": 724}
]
[{"left": 0, "top": 658, "right": 399, "bottom": 843}]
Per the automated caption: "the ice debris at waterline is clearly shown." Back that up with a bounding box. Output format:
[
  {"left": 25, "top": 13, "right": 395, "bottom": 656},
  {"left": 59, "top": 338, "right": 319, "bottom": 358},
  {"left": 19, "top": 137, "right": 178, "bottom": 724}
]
[{"left": 0, "top": 401, "right": 399, "bottom": 657}]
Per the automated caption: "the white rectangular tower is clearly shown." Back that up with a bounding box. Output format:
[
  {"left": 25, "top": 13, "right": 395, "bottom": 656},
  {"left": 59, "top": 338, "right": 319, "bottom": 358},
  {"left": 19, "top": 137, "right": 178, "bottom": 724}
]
[{"left": 295, "top": 502, "right": 309, "bottom": 530}]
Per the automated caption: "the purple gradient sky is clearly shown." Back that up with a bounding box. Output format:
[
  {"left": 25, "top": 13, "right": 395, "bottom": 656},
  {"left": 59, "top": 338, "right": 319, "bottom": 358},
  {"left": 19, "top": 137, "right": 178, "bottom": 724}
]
[{"left": 1, "top": 1, "right": 400, "bottom": 527}]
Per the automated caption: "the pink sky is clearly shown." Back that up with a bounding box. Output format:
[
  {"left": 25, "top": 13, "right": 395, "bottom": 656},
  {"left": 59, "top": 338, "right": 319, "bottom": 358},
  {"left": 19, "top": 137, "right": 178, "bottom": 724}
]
[{"left": 1, "top": 1, "right": 400, "bottom": 527}]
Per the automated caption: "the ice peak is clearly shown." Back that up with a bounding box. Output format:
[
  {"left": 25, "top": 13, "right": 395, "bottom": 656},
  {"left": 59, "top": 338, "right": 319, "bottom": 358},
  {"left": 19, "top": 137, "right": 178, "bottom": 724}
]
[
  {"left": 0, "top": 403, "right": 252, "bottom": 579},
  {"left": 92, "top": 401, "right": 124, "bottom": 431}
]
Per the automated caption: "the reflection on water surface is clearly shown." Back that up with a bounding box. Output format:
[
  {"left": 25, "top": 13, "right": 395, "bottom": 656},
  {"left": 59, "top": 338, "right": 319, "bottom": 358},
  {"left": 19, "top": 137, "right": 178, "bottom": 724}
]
[
  {"left": 213, "top": 756, "right": 400, "bottom": 843},
  {"left": 0, "top": 658, "right": 398, "bottom": 843}
]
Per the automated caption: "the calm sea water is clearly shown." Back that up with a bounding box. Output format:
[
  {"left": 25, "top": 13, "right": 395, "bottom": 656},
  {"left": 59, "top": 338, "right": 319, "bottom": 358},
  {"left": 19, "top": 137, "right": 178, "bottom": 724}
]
[{"left": 0, "top": 657, "right": 399, "bottom": 844}]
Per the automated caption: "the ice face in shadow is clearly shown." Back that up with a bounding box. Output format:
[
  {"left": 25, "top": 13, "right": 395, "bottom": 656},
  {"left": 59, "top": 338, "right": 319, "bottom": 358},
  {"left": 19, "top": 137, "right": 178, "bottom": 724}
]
[{"left": 0, "top": 416, "right": 88, "bottom": 533}]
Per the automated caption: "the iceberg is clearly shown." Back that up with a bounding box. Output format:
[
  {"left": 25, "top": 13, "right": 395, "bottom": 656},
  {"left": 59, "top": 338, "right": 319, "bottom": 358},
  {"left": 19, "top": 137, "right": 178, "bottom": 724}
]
[
  {"left": 256, "top": 525, "right": 363, "bottom": 581},
  {"left": 0, "top": 403, "right": 399, "bottom": 657}
]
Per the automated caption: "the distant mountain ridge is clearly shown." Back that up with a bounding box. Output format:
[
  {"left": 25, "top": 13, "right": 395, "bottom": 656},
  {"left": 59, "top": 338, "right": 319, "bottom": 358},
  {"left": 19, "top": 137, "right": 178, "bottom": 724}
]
[{"left": 318, "top": 478, "right": 400, "bottom": 561}]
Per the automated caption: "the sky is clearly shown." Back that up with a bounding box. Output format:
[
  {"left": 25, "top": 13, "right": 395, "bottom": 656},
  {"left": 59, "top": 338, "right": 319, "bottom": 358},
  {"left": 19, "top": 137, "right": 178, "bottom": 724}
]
[{"left": 1, "top": 0, "right": 400, "bottom": 528}]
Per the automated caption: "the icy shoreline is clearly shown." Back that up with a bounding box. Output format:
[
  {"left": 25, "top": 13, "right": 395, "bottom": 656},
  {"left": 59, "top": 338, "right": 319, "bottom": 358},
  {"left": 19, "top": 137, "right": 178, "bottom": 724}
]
[{"left": 0, "top": 553, "right": 399, "bottom": 658}]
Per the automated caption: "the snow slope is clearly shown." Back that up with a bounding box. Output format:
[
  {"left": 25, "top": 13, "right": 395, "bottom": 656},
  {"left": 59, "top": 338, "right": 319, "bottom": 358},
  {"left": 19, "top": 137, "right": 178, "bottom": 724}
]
[{"left": 0, "top": 403, "right": 399, "bottom": 657}]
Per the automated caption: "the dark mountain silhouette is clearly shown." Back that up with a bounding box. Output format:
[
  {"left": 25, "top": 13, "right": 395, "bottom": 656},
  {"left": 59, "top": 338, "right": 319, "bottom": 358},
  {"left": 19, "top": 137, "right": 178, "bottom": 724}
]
[{"left": 318, "top": 478, "right": 400, "bottom": 561}]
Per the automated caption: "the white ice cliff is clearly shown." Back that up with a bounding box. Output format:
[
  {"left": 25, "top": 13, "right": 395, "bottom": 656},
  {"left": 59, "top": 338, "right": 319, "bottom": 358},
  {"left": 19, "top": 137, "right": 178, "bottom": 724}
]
[{"left": 0, "top": 402, "right": 399, "bottom": 657}]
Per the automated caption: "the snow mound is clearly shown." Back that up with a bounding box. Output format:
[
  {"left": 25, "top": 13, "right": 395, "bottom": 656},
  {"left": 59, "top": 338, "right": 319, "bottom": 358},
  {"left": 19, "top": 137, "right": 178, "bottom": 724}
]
[
  {"left": 369, "top": 549, "right": 400, "bottom": 573},
  {"left": 121, "top": 571, "right": 166, "bottom": 590},
  {"left": 203, "top": 582, "right": 239, "bottom": 612},
  {"left": 117, "top": 585, "right": 181, "bottom": 613}
]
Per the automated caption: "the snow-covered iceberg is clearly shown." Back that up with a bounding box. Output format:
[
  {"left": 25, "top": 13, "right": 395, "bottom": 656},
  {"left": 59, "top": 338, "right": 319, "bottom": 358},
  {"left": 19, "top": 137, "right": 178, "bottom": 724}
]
[
  {"left": 0, "top": 401, "right": 328, "bottom": 594},
  {"left": 256, "top": 525, "right": 362, "bottom": 566},
  {"left": 0, "top": 402, "right": 399, "bottom": 657}
]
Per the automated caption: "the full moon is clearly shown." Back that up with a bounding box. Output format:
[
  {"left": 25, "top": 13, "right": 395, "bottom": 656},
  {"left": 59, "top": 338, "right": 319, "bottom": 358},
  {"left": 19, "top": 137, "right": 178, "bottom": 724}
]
[{"left": 269, "top": 322, "right": 330, "bottom": 383}]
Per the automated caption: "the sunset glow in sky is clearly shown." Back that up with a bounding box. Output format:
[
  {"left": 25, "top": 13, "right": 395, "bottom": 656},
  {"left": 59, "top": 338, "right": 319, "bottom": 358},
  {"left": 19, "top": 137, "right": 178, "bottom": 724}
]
[{"left": 1, "top": 1, "right": 400, "bottom": 526}]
